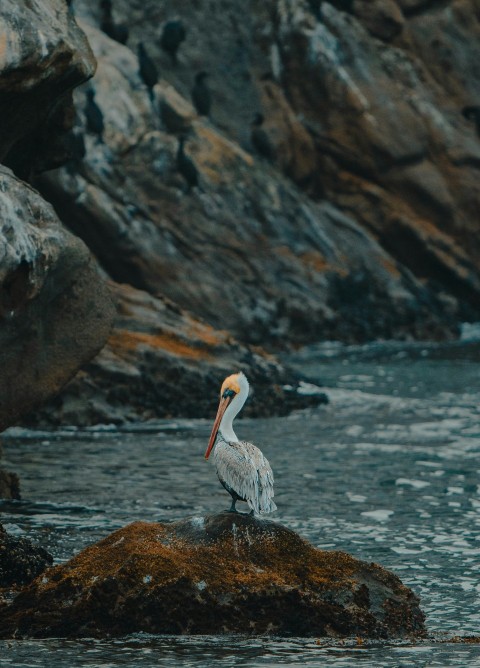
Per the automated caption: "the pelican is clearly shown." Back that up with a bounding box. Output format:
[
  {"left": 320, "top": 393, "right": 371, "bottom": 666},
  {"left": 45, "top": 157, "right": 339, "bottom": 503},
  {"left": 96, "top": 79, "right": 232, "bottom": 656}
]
[{"left": 204, "top": 372, "right": 277, "bottom": 515}]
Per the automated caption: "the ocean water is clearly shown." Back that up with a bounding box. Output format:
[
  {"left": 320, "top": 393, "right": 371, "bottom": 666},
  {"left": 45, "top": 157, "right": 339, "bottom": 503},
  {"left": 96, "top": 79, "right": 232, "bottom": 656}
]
[{"left": 1, "top": 336, "right": 480, "bottom": 666}]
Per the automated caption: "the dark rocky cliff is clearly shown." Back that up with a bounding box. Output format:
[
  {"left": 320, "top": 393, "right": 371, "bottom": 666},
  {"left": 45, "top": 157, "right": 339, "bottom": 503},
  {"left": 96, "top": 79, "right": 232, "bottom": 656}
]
[
  {"left": 1, "top": 0, "right": 479, "bottom": 427},
  {"left": 40, "top": 0, "right": 480, "bottom": 347}
]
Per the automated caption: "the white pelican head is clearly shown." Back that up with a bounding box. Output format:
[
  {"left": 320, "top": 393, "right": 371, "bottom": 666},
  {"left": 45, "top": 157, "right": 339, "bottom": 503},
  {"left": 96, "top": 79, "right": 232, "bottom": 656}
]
[{"left": 204, "top": 372, "right": 249, "bottom": 459}]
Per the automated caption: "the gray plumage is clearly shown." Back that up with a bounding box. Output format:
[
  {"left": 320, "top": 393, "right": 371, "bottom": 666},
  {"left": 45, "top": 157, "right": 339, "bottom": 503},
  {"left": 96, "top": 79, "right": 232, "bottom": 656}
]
[{"left": 213, "top": 439, "right": 277, "bottom": 515}]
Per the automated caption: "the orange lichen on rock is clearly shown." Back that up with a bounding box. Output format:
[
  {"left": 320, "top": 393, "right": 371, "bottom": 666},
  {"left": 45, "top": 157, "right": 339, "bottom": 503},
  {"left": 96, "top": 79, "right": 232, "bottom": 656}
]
[
  {"left": 184, "top": 320, "right": 229, "bottom": 347},
  {"left": 300, "top": 250, "right": 330, "bottom": 273},
  {"left": 108, "top": 329, "right": 211, "bottom": 360},
  {"left": 0, "top": 514, "right": 426, "bottom": 639}
]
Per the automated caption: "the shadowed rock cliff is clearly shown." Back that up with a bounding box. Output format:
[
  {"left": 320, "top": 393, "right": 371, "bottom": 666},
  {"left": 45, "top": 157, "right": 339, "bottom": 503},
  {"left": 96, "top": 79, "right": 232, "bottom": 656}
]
[{"left": 0, "top": 514, "right": 426, "bottom": 638}]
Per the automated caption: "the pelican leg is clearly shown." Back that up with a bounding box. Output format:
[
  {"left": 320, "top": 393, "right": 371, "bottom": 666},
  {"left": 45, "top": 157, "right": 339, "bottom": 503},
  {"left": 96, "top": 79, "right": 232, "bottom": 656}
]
[{"left": 228, "top": 497, "right": 238, "bottom": 513}]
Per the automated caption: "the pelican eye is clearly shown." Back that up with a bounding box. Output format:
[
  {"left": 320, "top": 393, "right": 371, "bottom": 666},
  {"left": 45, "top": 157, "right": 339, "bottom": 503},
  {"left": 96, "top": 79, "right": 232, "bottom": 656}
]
[{"left": 222, "top": 388, "right": 236, "bottom": 399}]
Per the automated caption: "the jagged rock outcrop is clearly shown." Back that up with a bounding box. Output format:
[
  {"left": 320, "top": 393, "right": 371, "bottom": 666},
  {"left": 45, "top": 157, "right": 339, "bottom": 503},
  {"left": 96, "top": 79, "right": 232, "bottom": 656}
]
[
  {"left": 0, "top": 514, "right": 426, "bottom": 638},
  {"left": 25, "top": 282, "right": 327, "bottom": 426},
  {"left": 35, "top": 0, "right": 480, "bottom": 353},
  {"left": 36, "top": 18, "right": 466, "bottom": 349}
]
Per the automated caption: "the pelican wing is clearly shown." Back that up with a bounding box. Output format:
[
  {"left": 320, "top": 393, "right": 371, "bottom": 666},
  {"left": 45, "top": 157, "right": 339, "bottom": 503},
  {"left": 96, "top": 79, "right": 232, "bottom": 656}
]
[{"left": 214, "top": 440, "right": 277, "bottom": 514}]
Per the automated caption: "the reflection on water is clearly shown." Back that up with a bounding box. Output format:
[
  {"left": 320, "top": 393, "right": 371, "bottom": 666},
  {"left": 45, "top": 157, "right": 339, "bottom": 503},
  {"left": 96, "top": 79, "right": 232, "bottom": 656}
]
[{"left": 1, "top": 337, "right": 480, "bottom": 666}]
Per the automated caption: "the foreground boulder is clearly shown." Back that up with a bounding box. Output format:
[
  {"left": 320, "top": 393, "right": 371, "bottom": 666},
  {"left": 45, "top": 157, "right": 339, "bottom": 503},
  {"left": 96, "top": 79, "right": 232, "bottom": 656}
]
[
  {"left": 0, "top": 525, "right": 52, "bottom": 588},
  {"left": 0, "top": 168, "right": 115, "bottom": 431},
  {"left": 0, "top": 513, "right": 425, "bottom": 638}
]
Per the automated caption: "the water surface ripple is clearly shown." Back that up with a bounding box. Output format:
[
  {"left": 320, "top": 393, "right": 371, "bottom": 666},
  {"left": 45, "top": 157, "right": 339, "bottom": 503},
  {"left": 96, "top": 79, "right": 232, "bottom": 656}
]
[{"left": 1, "top": 338, "right": 480, "bottom": 666}]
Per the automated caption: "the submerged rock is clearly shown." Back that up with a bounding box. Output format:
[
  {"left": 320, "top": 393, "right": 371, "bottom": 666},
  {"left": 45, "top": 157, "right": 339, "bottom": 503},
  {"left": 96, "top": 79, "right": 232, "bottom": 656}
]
[
  {"left": 0, "top": 526, "right": 52, "bottom": 588},
  {"left": 0, "top": 514, "right": 425, "bottom": 639}
]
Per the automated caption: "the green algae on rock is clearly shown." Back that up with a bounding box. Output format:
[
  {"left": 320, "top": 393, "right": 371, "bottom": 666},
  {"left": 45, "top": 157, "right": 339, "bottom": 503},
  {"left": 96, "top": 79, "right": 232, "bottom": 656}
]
[{"left": 0, "top": 513, "right": 426, "bottom": 639}]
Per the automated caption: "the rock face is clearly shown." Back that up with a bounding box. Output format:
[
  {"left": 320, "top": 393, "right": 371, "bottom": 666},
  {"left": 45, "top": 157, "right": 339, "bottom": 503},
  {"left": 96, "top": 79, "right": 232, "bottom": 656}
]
[
  {"left": 0, "top": 2, "right": 115, "bottom": 431},
  {"left": 3, "top": 0, "right": 480, "bottom": 426},
  {"left": 0, "top": 167, "right": 115, "bottom": 431},
  {"left": 36, "top": 4, "right": 480, "bottom": 351},
  {"left": 0, "top": 514, "right": 426, "bottom": 638},
  {"left": 0, "top": 525, "right": 53, "bottom": 588}
]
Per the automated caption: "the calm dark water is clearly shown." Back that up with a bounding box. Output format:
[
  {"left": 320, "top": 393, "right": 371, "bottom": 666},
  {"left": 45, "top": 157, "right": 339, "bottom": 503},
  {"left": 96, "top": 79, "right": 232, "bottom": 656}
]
[{"left": 1, "top": 334, "right": 480, "bottom": 666}]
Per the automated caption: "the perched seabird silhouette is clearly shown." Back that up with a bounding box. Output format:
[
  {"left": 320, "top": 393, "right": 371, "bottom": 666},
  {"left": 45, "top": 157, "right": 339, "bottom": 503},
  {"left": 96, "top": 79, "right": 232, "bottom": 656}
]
[
  {"left": 177, "top": 136, "right": 199, "bottom": 192},
  {"left": 191, "top": 71, "right": 211, "bottom": 117},
  {"left": 160, "top": 19, "right": 186, "bottom": 63},
  {"left": 138, "top": 42, "right": 158, "bottom": 100},
  {"left": 84, "top": 89, "right": 104, "bottom": 142},
  {"left": 99, "top": 0, "right": 129, "bottom": 44},
  {"left": 205, "top": 372, "right": 276, "bottom": 515},
  {"left": 250, "top": 112, "right": 275, "bottom": 162},
  {"left": 68, "top": 131, "right": 86, "bottom": 162},
  {"left": 462, "top": 106, "right": 480, "bottom": 137}
]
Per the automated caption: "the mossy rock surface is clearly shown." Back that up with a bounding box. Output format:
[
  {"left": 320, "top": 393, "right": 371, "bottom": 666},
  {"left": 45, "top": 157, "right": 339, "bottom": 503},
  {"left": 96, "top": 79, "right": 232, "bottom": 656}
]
[{"left": 0, "top": 513, "right": 425, "bottom": 638}]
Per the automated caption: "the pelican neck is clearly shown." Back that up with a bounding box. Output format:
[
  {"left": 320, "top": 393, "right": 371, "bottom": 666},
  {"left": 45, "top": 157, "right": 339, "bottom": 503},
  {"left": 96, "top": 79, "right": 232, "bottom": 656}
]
[{"left": 219, "top": 391, "right": 246, "bottom": 443}]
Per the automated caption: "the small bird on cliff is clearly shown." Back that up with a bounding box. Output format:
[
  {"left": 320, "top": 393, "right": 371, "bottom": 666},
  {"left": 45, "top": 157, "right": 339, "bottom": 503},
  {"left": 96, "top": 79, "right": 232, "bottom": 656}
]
[
  {"left": 191, "top": 71, "right": 211, "bottom": 117},
  {"left": 99, "top": 0, "right": 129, "bottom": 45},
  {"left": 138, "top": 42, "right": 159, "bottom": 101},
  {"left": 250, "top": 112, "right": 276, "bottom": 163},
  {"left": 176, "top": 135, "right": 199, "bottom": 192},
  {"left": 205, "top": 372, "right": 277, "bottom": 515},
  {"left": 84, "top": 89, "right": 104, "bottom": 142},
  {"left": 160, "top": 19, "right": 186, "bottom": 64},
  {"left": 462, "top": 105, "right": 480, "bottom": 137}
]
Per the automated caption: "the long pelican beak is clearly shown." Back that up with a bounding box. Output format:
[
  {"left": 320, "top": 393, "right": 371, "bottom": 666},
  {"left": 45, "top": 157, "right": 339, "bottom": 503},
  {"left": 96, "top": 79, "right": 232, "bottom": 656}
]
[{"left": 205, "top": 396, "right": 231, "bottom": 460}]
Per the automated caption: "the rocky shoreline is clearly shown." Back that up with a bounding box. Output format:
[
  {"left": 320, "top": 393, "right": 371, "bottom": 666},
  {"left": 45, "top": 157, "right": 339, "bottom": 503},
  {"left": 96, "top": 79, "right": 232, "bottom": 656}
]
[{"left": 0, "top": 0, "right": 479, "bottom": 432}]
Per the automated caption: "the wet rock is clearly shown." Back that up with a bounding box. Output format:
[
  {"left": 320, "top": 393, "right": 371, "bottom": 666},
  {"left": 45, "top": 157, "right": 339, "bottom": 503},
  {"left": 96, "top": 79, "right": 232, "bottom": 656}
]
[
  {"left": 24, "top": 282, "right": 327, "bottom": 427},
  {"left": 0, "top": 470, "right": 20, "bottom": 500},
  {"left": 0, "top": 167, "right": 115, "bottom": 431},
  {"left": 0, "top": 0, "right": 96, "bottom": 181},
  {"left": 0, "top": 526, "right": 52, "bottom": 588},
  {"left": 0, "top": 514, "right": 426, "bottom": 638}
]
